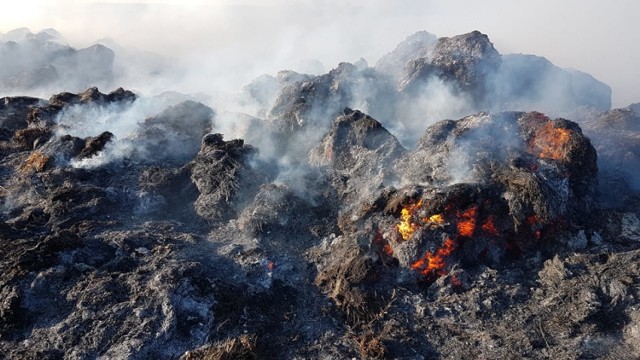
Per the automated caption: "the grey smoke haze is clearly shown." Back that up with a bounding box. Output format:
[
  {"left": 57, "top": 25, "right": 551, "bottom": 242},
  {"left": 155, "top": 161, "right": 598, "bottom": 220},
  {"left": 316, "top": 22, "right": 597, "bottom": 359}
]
[{"left": 1, "top": 0, "right": 638, "bottom": 107}]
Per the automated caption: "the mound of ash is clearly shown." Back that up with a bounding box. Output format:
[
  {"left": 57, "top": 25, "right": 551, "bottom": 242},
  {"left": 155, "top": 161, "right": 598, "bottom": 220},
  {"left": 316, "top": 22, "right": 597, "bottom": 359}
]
[
  {"left": 577, "top": 104, "right": 640, "bottom": 199},
  {"left": 399, "top": 30, "right": 502, "bottom": 105},
  {"left": 308, "top": 110, "right": 639, "bottom": 358},
  {"left": 267, "top": 62, "right": 397, "bottom": 146},
  {"left": 309, "top": 108, "right": 406, "bottom": 202},
  {"left": 392, "top": 30, "right": 610, "bottom": 114},
  {"left": 131, "top": 100, "right": 214, "bottom": 162},
  {"left": 375, "top": 30, "right": 438, "bottom": 81},
  {"left": 191, "top": 133, "right": 270, "bottom": 223},
  {"left": 492, "top": 54, "right": 612, "bottom": 113}
]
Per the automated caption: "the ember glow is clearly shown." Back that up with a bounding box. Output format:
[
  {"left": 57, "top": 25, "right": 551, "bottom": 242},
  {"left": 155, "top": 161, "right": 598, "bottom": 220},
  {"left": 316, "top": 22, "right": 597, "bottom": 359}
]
[
  {"left": 456, "top": 205, "right": 478, "bottom": 237},
  {"left": 481, "top": 215, "right": 498, "bottom": 236},
  {"left": 530, "top": 122, "right": 573, "bottom": 161},
  {"left": 372, "top": 232, "right": 395, "bottom": 259},
  {"left": 411, "top": 238, "right": 456, "bottom": 277}
]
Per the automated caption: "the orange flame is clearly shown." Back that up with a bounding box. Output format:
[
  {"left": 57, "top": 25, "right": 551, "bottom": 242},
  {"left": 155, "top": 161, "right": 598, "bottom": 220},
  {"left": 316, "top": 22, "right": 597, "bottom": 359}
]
[
  {"left": 456, "top": 206, "right": 477, "bottom": 237},
  {"left": 411, "top": 238, "right": 456, "bottom": 276},
  {"left": 530, "top": 122, "right": 572, "bottom": 160},
  {"left": 396, "top": 200, "right": 423, "bottom": 240},
  {"left": 396, "top": 199, "right": 446, "bottom": 240}
]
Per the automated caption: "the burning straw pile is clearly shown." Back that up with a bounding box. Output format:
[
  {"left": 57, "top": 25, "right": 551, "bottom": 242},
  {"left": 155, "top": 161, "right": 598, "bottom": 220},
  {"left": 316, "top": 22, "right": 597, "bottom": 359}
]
[{"left": 1, "top": 30, "right": 639, "bottom": 359}]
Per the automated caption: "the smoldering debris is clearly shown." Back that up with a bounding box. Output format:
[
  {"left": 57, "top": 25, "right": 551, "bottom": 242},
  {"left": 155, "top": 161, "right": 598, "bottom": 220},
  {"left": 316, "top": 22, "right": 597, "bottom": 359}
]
[{"left": 0, "top": 28, "right": 639, "bottom": 360}]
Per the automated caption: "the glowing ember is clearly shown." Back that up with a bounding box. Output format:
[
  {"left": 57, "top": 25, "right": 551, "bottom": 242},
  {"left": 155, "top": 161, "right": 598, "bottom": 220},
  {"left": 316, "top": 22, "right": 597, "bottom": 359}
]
[
  {"left": 382, "top": 243, "right": 394, "bottom": 256},
  {"left": 451, "top": 274, "right": 462, "bottom": 287},
  {"left": 525, "top": 215, "right": 539, "bottom": 226},
  {"left": 530, "top": 122, "right": 572, "bottom": 160},
  {"left": 481, "top": 216, "right": 498, "bottom": 236},
  {"left": 456, "top": 205, "right": 477, "bottom": 237},
  {"left": 411, "top": 238, "right": 456, "bottom": 276},
  {"left": 394, "top": 201, "right": 501, "bottom": 279},
  {"left": 396, "top": 200, "right": 423, "bottom": 240},
  {"left": 372, "top": 232, "right": 394, "bottom": 257}
]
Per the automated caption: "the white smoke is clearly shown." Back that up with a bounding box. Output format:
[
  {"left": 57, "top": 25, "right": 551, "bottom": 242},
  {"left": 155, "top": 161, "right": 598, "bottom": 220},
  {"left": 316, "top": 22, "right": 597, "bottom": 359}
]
[
  {"left": 393, "top": 77, "right": 476, "bottom": 148},
  {"left": 0, "top": 1, "right": 637, "bottom": 197},
  {"left": 54, "top": 93, "right": 211, "bottom": 168}
]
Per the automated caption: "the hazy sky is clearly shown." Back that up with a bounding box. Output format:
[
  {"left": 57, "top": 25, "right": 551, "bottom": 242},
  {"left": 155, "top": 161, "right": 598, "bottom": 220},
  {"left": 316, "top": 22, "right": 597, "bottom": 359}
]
[{"left": 1, "top": 0, "right": 638, "bottom": 107}]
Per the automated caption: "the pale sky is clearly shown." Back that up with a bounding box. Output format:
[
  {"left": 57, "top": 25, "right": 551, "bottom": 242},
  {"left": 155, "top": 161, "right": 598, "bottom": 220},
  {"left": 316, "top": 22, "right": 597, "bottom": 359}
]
[{"left": 1, "top": 0, "right": 638, "bottom": 107}]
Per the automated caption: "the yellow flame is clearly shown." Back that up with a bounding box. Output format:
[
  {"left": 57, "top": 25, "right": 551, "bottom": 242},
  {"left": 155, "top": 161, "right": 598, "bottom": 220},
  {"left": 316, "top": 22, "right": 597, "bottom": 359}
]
[
  {"left": 396, "top": 200, "right": 422, "bottom": 240},
  {"left": 427, "top": 214, "right": 444, "bottom": 224}
]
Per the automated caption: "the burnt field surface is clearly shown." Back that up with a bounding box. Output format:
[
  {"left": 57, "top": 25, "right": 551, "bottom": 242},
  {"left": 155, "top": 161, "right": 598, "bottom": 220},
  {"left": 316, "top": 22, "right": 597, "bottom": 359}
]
[{"left": 1, "top": 30, "right": 640, "bottom": 360}]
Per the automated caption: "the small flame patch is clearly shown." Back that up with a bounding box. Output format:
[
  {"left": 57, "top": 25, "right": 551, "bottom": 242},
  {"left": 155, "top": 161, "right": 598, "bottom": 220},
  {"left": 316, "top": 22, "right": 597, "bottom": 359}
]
[
  {"left": 425, "top": 214, "right": 444, "bottom": 224},
  {"left": 394, "top": 201, "right": 483, "bottom": 278},
  {"left": 396, "top": 200, "right": 423, "bottom": 240},
  {"left": 411, "top": 238, "right": 456, "bottom": 277}
]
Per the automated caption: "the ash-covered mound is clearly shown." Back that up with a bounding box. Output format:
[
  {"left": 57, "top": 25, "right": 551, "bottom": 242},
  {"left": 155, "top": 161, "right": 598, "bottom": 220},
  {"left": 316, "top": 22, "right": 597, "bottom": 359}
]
[
  {"left": 0, "top": 97, "right": 44, "bottom": 134},
  {"left": 399, "top": 30, "right": 502, "bottom": 106},
  {"left": 191, "top": 134, "right": 269, "bottom": 223},
  {"left": 130, "top": 100, "right": 214, "bottom": 162},
  {"left": 269, "top": 62, "right": 397, "bottom": 133},
  {"left": 307, "top": 109, "right": 639, "bottom": 359},
  {"left": 394, "top": 30, "right": 611, "bottom": 114},
  {"left": 310, "top": 108, "right": 406, "bottom": 202},
  {"left": 586, "top": 103, "right": 640, "bottom": 132},
  {"left": 375, "top": 30, "right": 438, "bottom": 81},
  {"left": 573, "top": 103, "right": 640, "bottom": 207}
]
